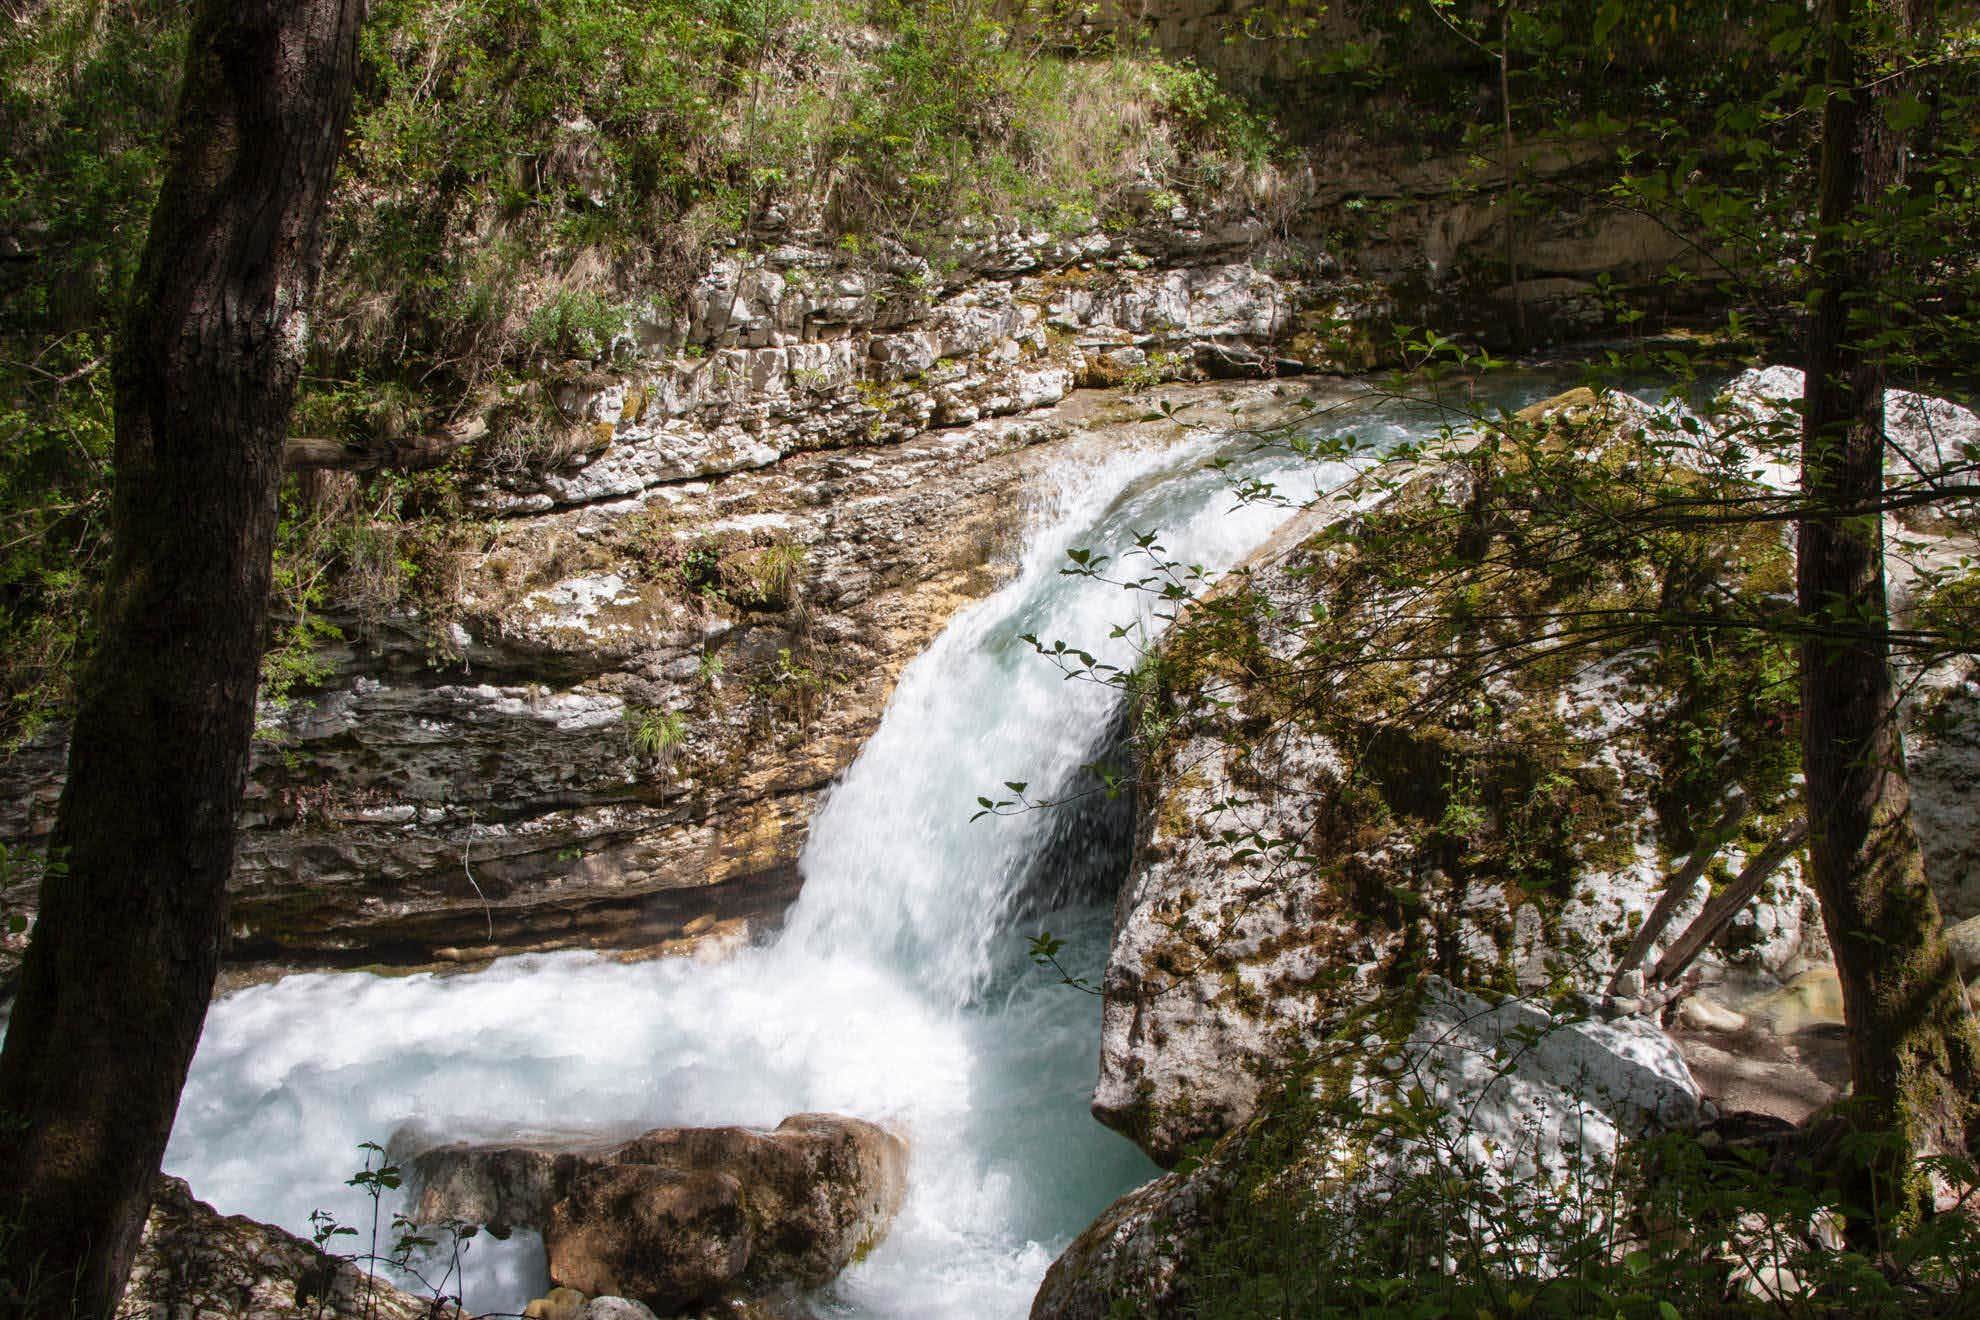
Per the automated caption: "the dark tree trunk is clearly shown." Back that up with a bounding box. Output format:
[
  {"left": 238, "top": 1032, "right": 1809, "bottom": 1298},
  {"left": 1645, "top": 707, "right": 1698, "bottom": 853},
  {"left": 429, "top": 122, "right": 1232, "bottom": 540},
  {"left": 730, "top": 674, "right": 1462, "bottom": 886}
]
[
  {"left": 0, "top": 1, "right": 367, "bottom": 1314},
  {"left": 1799, "top": 0, "right": 1980, "bottom": 1229}
]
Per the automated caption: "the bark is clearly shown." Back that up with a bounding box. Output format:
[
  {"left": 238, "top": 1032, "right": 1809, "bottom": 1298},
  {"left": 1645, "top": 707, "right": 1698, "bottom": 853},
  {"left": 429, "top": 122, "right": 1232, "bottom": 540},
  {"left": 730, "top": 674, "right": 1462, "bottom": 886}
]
[
  {"left": 1649, "top": 816, "right": 1808, "bottom": 987},
  {"left": 1798, "top": 0, "right": 1980, "bottom": 1228},
  {"left": 0, "top": 2, "right": 367, "bottom": 1315}
]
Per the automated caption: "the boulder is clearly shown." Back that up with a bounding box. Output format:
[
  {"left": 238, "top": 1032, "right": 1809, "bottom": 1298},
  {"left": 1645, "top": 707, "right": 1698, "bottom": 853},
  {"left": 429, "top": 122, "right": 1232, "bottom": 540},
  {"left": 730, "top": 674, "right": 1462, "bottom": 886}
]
[
  {"left": 403, "top": 1113, "right": 905, "bottom": 1315},
  {"left": 549, "top": 1165, "right": 753, "bottom": 1310},
  {"left": 405, "top": 1139, "right": 603, "bottom": 1234},
  {"left": 117, "top": 1176, "right": 429, "bottom": 1320},
  {"left": 547, "top": 1115, "right": 905, "bottom": 1312},
  {"left": 1034, "top": 982, "right": 1702, "bottom": 1320},
  {"left": 577, "top": 1298, "right": 661, "bottom": 1320}
]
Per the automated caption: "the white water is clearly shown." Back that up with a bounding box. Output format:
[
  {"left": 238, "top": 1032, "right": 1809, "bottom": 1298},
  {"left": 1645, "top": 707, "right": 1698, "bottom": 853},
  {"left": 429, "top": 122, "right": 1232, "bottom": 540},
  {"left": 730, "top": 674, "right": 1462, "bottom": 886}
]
[{"left": 160, "top": 382, "right": 1518, "bottom": 1317}]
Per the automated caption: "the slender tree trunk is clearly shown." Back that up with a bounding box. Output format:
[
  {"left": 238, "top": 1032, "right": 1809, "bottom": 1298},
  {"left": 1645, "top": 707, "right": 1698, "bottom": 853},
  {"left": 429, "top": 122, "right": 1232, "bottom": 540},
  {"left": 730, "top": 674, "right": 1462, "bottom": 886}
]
[
  {"left": 0, "top": 2, "right": 366, "bottom": 1314},
  {"left": 1499, "top": 0, "right": 1525, "bottom": 347},
  {"left": 1799, "top": 0, "right": 1980, "bottom": 1229}
]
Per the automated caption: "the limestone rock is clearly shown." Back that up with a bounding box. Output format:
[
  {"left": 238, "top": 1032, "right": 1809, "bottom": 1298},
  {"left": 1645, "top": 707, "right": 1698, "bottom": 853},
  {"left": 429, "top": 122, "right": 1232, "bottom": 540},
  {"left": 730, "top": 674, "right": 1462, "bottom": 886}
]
[
  {"left": 546, "top": 1114, "right": 905, "bottom": 1311},
  {"left": 117, "top": 1176, "right": 429, "bottom": 1320},
  {"left": 1029, "top": 1171, "right": 1200, "bottom": 1320},
  {"left": 1, "top": 147, "right": 1720, "bottom": 983},
  {"left": 1088, "top": 375, "right": 1980, "bottom": 1169},
  {"left": 1047, "top": 373, "right": 1980, "bottom": 1310}
]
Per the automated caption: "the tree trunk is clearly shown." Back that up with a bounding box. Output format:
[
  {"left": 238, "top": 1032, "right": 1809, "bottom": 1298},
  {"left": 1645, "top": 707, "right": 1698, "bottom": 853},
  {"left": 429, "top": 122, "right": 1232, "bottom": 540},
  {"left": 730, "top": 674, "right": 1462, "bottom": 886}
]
[
  {"left": 0, "top": 2, "right": 367, "bottom": 1314},
  {"left": 1799, "top": 0, "right": 1980, "bottom": 1230}
]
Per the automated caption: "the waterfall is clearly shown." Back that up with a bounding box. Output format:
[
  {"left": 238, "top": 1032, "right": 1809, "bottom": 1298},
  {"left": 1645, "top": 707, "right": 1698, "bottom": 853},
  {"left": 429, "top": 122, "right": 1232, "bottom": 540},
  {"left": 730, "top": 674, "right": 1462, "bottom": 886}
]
[{"left": 157, "top": 380, "right": 1532, "bottom": 1317}]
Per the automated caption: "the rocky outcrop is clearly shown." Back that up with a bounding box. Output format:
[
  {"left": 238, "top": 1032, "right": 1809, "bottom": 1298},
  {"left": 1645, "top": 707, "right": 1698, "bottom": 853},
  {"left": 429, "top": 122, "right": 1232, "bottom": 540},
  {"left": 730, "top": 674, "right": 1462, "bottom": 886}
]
[
  {"left": 1039, "top": 371, "right": 1980, "bottom": 1311},
  {"left": 0, "top": 120, "right": 1717, "bottom": 982},
  {"left": 1035, "top": 981, "right": 1705, "bottom": 1320},
  {"left": 1089, "top": 372, "right": 1980, "bottom": 1165},
  {"left": 403, "top": 1113, "right": 905, "bottom": 1315},
  {"left": 117, "top": 1177, "right": 431, "bottom": 1320}
]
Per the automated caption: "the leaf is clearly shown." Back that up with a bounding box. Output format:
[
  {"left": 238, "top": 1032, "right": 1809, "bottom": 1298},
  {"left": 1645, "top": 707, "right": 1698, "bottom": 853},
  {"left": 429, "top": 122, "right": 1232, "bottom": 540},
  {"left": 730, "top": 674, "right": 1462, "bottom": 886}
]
[{"left": 1885, "top": 94, "right": 1929, "bottom": 135}]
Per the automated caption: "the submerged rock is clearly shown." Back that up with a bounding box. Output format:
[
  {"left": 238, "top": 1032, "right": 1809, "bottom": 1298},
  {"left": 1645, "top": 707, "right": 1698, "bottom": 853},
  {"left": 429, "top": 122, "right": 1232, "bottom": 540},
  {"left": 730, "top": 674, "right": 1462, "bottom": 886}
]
[
  {"left": 118, "top": 1176, "right": 430, "bottom": 1320},
  {"left": 403, "top": 1113, "right": 905, "bottom": 1315}
]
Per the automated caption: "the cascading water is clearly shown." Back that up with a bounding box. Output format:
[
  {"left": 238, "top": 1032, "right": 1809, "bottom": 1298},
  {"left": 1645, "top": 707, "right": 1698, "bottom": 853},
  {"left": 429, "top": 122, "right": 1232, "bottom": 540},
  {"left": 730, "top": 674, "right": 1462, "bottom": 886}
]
[{"left": 158, "top": 378, "right": 1566, "bottom": 1317}]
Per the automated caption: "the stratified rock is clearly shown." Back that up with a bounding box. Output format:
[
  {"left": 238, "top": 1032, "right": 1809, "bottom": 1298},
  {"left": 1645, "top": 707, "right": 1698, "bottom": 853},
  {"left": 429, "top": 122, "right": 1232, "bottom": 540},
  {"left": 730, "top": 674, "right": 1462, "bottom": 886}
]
[
  {"left": 402, "top": 1113, "right": 904, "bottom": 1315},
  {"left": 117, "top": 1176, "right": 430, "bottom": 1320},
  {"left": 0, "top": 131, "right": 1721, "bottom": 984}
]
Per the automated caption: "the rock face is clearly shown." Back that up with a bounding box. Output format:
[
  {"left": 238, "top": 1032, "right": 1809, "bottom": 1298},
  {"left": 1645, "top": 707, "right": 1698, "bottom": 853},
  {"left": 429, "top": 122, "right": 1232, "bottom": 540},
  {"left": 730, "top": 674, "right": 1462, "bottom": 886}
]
[
  {"left": 1038, "top": 372, "right": 1980, "bottom": 1314},
  {"left": 404, "top": 1113, "right": 906, "bottom": 1315},
  {"left": 118, "top": 1177, "right": 430, "bottom": 1320},
  {"left": 1090, "top": 372, "right": 1980, "bottom": 1165},
  {"left": 0, "top": 135, "right": 1715, "bottom": 980}
]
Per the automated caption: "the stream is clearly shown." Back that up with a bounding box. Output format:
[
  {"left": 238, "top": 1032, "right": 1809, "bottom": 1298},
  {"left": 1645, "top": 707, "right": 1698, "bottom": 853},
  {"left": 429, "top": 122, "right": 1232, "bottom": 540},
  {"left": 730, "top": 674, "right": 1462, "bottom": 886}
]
[{"left": 161, "top": 374, "right": 1575, "bottom": 1317}]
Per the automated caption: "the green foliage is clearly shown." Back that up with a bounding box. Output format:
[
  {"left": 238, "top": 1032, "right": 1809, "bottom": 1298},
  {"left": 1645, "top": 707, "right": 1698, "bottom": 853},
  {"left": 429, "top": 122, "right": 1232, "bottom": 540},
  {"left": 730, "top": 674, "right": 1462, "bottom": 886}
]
[
  {"left": 0, "top": 4, "right": 182, "bottom": 744},
  {"left": 520, "top": 289, "right": 634, "bottom": 362},
  {"left": 753, "top": 644, "right": 832, "bottom": 730},
  {"left": 309, "top": 1142, "right": 490, "bottom": 1313},
  {"left": 1148, "top": 60, "right": 1278, "bottom": 168},
  {"left": 630, "top": 707, "right": 689, "bottom": 760}
]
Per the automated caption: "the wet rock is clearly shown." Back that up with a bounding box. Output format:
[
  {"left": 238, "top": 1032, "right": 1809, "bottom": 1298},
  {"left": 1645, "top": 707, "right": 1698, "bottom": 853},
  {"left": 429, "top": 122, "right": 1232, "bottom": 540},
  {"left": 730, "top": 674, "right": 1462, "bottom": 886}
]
[
  {"left": 547, "top": 1115, "right": 905, "bottom": 1312},
  {"left": 402, "top": 1113, "right": 905, "bottom": 1315},
  {"left": 578, "top": 1300, "right": 660, "bottom": 1320},
  {"left": 1036, "top": 983, "right": 1702, "bottom": 1320},
  {"left": 404, "top": 1138, "right": 605, "bottom": 1234},
  {"left": 118, "top": 1176, "right": 428, "bottom": 1320},
  {"left": 550, "top": 1166, "right": 753, "bottom": 1311}
]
